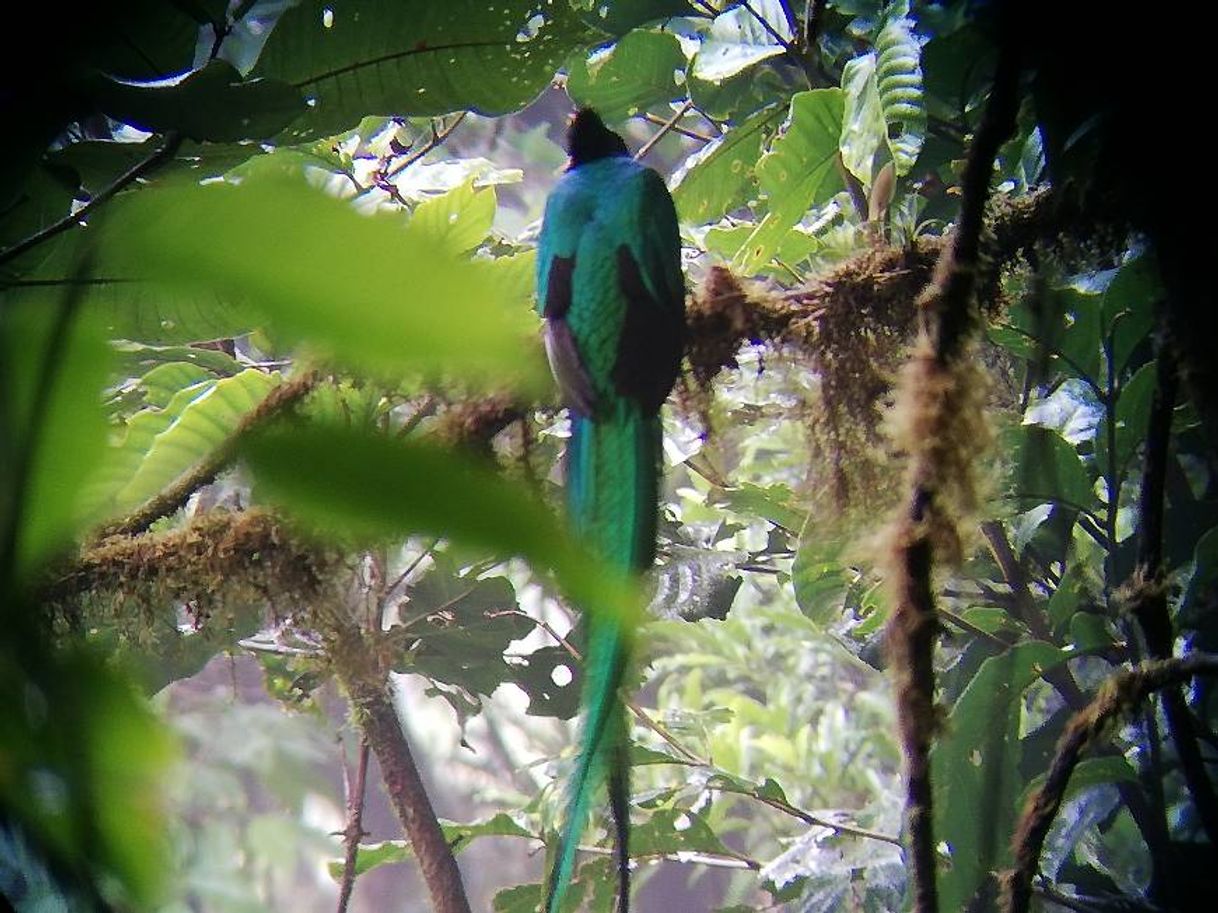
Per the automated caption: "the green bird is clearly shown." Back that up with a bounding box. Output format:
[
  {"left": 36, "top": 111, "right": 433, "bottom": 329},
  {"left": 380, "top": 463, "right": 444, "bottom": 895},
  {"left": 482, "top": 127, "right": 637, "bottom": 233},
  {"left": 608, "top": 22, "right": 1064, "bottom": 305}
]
[{"left": 536, "top": 109, "right": 685, "bottom": 912}]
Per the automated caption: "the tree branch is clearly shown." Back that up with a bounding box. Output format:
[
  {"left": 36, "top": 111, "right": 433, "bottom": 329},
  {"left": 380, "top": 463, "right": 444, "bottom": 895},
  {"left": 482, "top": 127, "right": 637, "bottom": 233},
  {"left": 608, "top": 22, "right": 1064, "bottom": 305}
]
[
  {"left": 323, "top": 605, "right": 472, "bottom": 913},
  {"left": 336, "top": 739, "right": 371, "bottom": 913},
  {"left": 1002, "top": 653, "right": 1218, "bottom": 913},
  {"left": 883, "top": 8, "right": 1023, "bottom": 909},
  {"left": 0, "top": 133, "right": 183, "bottom": 269},
  {"left": 1127, "top": 337, "right": 1218, "bottom": 845}
]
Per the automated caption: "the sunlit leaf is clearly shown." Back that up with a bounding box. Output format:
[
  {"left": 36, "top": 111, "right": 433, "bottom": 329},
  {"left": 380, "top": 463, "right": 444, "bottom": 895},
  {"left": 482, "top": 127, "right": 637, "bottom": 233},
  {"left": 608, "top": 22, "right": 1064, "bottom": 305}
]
[
  {"left": 691, "top": 0, "right": 792, "bottom": 83},
  {"left": 738, "top": 89, "right": 844, "bottom": 273},
  {"left": 97, "top": 176, "right": 547, "bottom": 388},
  {"left": 671, "top": 104, "right": 783, "bottom": 224},
  {"left": 85, "top": 368, "right": 281, "bottom": 521}
]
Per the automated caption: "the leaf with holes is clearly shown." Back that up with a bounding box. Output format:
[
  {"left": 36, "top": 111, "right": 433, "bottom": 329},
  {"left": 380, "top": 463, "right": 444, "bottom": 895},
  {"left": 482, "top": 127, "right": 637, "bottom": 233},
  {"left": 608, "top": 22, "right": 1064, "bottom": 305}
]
[
  {"left": 255, "top": 0, "right": 599, "bottom": 140},
  {"left": 737, "top": 89, "right": 844, "bottom": 274},
  {"left": 671, "top": 104, "right": 783, "bottom": 224},
  {"left": 567, "top": 29, "right": 686, "bottom": 122},
  {"left": 394, "top": 571, "right": 530, "bottom": 696}
]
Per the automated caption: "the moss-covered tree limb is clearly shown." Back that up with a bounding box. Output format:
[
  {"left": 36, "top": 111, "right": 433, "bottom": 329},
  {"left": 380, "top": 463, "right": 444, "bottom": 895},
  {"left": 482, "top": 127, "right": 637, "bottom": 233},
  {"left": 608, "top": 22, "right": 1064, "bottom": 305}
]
[
  {"left": 882, "top": 7, "right": 1023, "bottom": 909},
  {"left": 1002, "top": 654, "right": 1218, "bottom": 913}
]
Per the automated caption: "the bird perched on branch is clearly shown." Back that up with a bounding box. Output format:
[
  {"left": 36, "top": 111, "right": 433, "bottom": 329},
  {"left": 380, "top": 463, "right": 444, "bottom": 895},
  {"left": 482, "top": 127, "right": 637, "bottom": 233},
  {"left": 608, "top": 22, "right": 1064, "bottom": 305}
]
[{"left": 536, "top": 108, "right": 685, "bottom": 912}]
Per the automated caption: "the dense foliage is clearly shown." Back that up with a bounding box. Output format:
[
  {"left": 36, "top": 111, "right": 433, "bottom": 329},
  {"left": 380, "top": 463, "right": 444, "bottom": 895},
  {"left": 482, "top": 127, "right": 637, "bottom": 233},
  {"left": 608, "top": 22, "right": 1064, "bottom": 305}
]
[{"left": 2, "top": 2, "right": 1216, "bottom": 912}]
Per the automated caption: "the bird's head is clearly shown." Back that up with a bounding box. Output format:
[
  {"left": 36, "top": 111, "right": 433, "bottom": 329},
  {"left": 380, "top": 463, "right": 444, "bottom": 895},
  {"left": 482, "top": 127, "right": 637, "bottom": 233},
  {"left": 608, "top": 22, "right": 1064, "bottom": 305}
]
[{"left": 566, "top": 108, "right": 629, "bottom": 169}]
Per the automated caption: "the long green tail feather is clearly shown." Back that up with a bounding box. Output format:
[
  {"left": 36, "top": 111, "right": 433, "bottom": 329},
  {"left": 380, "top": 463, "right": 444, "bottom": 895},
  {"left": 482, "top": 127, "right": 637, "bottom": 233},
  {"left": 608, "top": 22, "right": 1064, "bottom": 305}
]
[{"left": 546, "top": 403, "right": 659, "bottom": 913}]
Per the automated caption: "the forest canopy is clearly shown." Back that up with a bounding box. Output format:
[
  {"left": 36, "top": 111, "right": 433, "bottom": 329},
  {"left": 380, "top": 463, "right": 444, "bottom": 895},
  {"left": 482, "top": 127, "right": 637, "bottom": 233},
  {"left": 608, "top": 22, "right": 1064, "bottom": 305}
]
[{"left": 2, "top": 2, "right": 1217, "bottom": 912}]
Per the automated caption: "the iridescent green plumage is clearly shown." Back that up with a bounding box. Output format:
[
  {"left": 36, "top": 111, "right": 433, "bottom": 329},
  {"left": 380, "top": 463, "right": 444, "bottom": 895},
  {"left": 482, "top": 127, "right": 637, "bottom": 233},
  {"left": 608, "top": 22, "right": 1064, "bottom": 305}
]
[{"left": 536, "top": 109, "right": 684, "bottom": 912}]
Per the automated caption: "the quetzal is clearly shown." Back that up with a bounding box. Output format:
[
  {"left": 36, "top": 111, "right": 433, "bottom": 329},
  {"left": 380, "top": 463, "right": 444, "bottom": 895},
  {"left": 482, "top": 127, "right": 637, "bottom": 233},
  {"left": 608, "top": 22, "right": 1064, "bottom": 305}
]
[{"left": 536, "top": 108, "right": 685, "bottom": 912}]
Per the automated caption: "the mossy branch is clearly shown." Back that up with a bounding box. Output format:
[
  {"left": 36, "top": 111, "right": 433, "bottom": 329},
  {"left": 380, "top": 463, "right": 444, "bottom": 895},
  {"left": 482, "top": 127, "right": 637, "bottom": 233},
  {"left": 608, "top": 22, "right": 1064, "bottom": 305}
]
[
  {"left": 882, "top": 7, "right": 1023, "bottom": 910},
  {"left": 1002, "top": 654, "right": 1218, "bottom": 913}
]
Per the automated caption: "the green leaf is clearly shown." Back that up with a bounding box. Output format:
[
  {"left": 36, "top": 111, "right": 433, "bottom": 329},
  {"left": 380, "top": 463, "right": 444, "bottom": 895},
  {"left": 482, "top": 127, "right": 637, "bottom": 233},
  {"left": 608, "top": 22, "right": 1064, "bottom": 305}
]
[
  {"left": 86, "top": 60, "right": 306, "bottom": 142},
  {"left": 395, "top": 571, "right": 531, "bottom": 697},
  {"left": 1009, "top": 425, "right": 1096, "bottom": 513},
  {"left": 570, "top": 0, "right": 694, "bottom": 35},
  {"left": 1181, "top": 526, "right": 1218, "bottom": 629},
  {"left": 671, "top": 104, "right": 784, "bottom": 224},
  {"left": 1101, "top": 253, "right": 1159, "bottom": 375},
  {"left": 737, "top": 89, "right": 844, "bottom": 273},
  {"left": 96, "top": 176, "right": 547, "bottom": 387},
  {"left": 243, "top": 425, "right": 643, "bottom": 630},
  {"left": 840, "top": 19, "right": 924, "bottom": 186},
  {"left": 1095, "top": 360, "right": 1157, "bottom": 480},
  {"left": 254, "top": 0, "right": 598, "bottom": 140},
  {"left": 136, "top": 361, "right": 216, "bottom": 408},
  {"left": 691, "top": 0, "right": 792, "bottom": 83},
  {"left": 630, "top": 807, "right": 732, "bottom": 857},
  {"left": 84, "top": 368, "right": 280, "bottom": 522},
  {"left": 327, "top": 812, "right": 533, "bottom": 878},
  {"left": 0, "top": 647, "right": 177, "bottom": 907},
  {"left": 720, "top": 482, "right": 806, "bottom": 531},
  {"left": 567, "top": 30, "right": 686, "bottom": 121},
  {"left": 874, "top": 18, "right": 925, "bottom": 176},
  {"left": 408, "top": 179, "right": 497, "bottom": 253},
  {"left": 1, "top": 299, "right": 113, "bottom": 574},
  {"left": 933, "top": 641, "right": 1068, "bottom": 911},
  {"left": 8, "top": 232, "right": 257, "bottom": 345}
]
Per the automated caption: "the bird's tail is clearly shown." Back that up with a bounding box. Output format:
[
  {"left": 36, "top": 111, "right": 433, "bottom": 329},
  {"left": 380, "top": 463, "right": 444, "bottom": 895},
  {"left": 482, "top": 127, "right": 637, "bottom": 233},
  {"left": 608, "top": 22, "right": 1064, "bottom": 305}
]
[{"left": 546, "top": 401, "right": 660, "bottom": 913}]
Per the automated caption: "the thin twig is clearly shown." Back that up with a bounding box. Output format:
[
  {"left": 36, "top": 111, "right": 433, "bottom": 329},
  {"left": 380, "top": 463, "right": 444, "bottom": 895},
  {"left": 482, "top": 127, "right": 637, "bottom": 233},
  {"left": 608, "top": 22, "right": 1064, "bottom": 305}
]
[
  {"left": 640, "top": 112, "right": 714, "bottom": 142},
  {"left": 635, "top": 100, "right": 694, "bottom": 161},
  {"left": 324, "top": 604, "right": 472, "bottom": 913},
  {"left": 336, "top": 739, "right": 371, "bottom": 913},
  {"left": 0, "top": 134, "right": 184, "bottom": 268}
]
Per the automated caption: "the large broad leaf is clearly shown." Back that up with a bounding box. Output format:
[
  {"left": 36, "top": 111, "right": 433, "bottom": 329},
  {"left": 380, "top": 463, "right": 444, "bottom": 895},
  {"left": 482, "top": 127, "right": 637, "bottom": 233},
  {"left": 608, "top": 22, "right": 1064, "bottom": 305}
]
[
  {"left": 839, "top": 18, "right": 924, "bottom": 185},
  {"left": 671, "top": 104, "right": 784, "bottom": 223},
  {"left": 94, "top": 175, "right": 547, "bottom": 387},
  {"left": 393, "top": 570, "right": 532, "bottom": 698},
  {"left": 691, "top": 0, "right": 792, "bottom": 83},
  {"left": 736, "top": 89, "right": 844, "bottom": 274},
  {"left": 6, "top": 231, "right": 257, "bottom": 345},
  {"left": 407, "top": 179, "right": 497, "bottom": 253},
  {"left": 253, "top": 0, "right": 599, "bottom": 140},
  {"left": 1094, "top": 360, "right": 1158, "bottom": 483},
  {"left": 1, "top": 298, "right": 113, "bottom": 575},
  {"left": 1009, "top": 425, "right": 1096, "bottom": 514},
  {"left": 83, "top": 368, "right": 281, "bottom": 523},
  {"left": 86, "top": 60, "right": 306, "bottom": 142},
  {"left": 243, "top": 425, "right": 642, "bottom": 629},
  {"left": 566, "top": 29, "right": 686, "bottom": 121},
  {"left": 933, "top": 641, "right": 1068, "bottom": 911}
]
